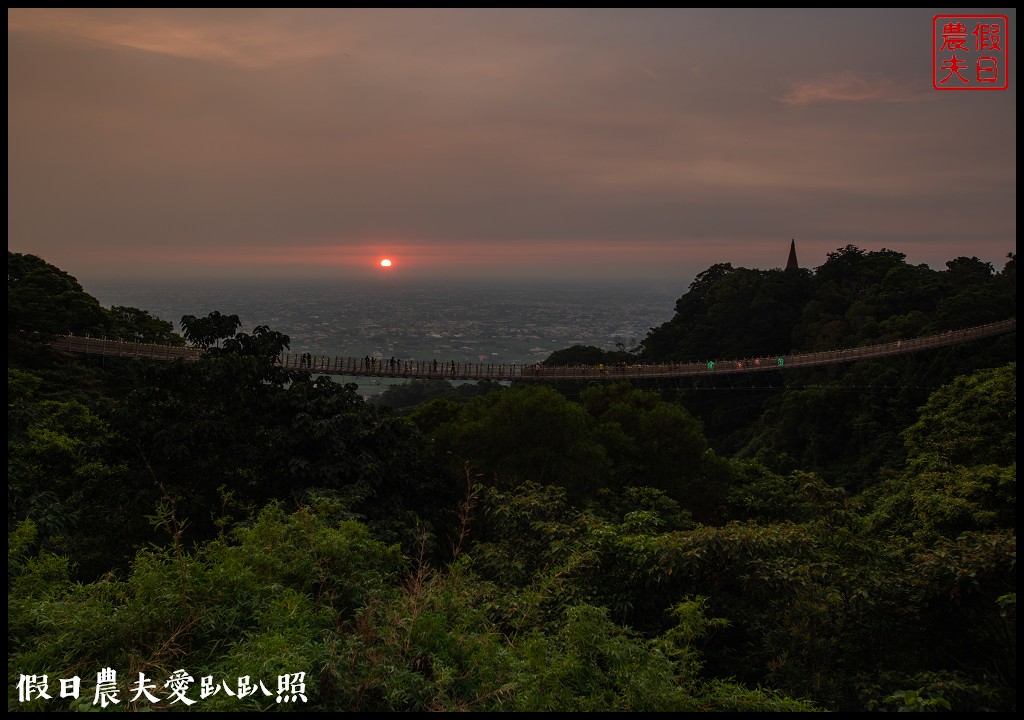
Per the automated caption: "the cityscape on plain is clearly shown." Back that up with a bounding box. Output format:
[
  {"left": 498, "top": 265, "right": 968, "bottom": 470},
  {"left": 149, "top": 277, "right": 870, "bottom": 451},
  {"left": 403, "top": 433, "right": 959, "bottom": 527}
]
[{"left": 90, "top": 277, "right": 680, "bottom": 392}]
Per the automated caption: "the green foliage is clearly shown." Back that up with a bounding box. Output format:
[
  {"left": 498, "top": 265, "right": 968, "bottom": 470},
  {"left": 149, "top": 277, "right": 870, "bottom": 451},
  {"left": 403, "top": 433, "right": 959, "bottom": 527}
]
[
  {"left": 600, "top": 486, "right": 695, "bottom": 532},
  {"left": 636, "top": 245, "right": 1015, "bottom": 487},
  {"left": 9, "top": 499, "right": 825, "bottom": 713},
  {"left": 370, "top": 379, "right": 503, "bottom": 414},
  {"left": 880, "top": 687, "right": 953, "bottom": 712},
  {"left": 902, "top": 363, "right": 1016, "bottom": 470},
  {"left": 543, "top": 344, "right": 635, "bottom": 366},
  {"left": 461, "top": 483, "right": 830, "bottom": 709},
  {"left": 418, "top": 381, "right": 734, "bottom": 521},
  {"left": 8, "top": 369, "right": 144, "bottom": 577},
  {"left": 850, "top": 530, "right": 1017, "bottom": 711},
  {"left": 7, "top": 368, "right": 43, "bottom": 407},
  {"left": 105, "top": 305, "right": 183, "bottom": 345},
  {"left": 860, "top": 364, "right": 1016, "bottom": 543},
  {"left": 111, "top": 336, "right": 453, "bottom": 551},
  {"left": 814, "top": 245, "right": 908, "bottom": 303},
  {"left": 641, "top": 263, "right": 812, "bottom": 361},
  {"left": 179, "top": 311, "right": 242, "bottom": 349},
  {"left": 724, "top": 461, "right": 820, "bottom": 523},
  {"left": 421, "top": 384, "right": 611, "bottom": 501},
  {"left": 8, "top": 252, "right": 108, "bottom": 337},
  {"left": 580, "top": 382, "right": 729, "bottom": 519},
  {"left": 325, "top": 481, "right": 823, "bottom": 712},
  {"left": 865, "top": 464, "right": 1015, "bottom": 543},
  {"left": 370, "top": 379, "right": 459, "bottom": 413},
  {"left": 344, "top": 572, "right": 820, "bottom": 711},
  {"left": 217, "top": 323, "right": 290, "bottom": 360},
  {"left": 9, "top": 500, "right": 404, "bottom": 712},
  {"left": 7, "top": 251, "right": 1017, "bottom": 713}
]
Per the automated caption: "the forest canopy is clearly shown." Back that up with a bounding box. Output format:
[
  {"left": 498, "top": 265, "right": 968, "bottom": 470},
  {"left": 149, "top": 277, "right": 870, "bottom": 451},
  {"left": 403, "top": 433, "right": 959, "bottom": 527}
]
[{"left": 7, "top": 249, "right": 1016, "bottom": 712}]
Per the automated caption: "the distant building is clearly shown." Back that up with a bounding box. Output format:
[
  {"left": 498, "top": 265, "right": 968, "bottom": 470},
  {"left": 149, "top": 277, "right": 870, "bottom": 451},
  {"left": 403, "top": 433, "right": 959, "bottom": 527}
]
[{"left": 786, "top": 239, "right": 799, "bottom": 271}]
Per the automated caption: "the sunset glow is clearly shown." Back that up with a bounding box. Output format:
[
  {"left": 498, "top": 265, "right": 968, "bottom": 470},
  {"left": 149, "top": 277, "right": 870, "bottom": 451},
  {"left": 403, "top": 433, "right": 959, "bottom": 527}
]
[
  {"left": 379, "top": 258, "right": 392, "bottom": 268},
  {"left": 6, "top": 9, "right": 1015, "bottom": 284}
]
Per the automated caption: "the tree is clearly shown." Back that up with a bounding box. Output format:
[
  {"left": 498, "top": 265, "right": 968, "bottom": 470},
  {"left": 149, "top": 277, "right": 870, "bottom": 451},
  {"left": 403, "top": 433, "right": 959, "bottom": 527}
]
[
  {"left": 419, "top": 384, "right": 611, "bottom": 501},
  {"left": 8, "top": 496, "right": 823, "bottom": 712},
  {"left": 105, "top": 305, "right": 183, "bottom": 344},
  {"left": 8, "top": 252, "right": 107, "bottom": 337},
  {"left": 112, "top": 320, "right": 453, "bottom": 551},
  {"left": 944, "top": 256, "right": 995, "bottom": 289},
  {"left": 8, "top": 368, "right": 145, "bottom": 578},
  {"left": 542, "top": 343, "right": 638, "bottom": 367},
  {"left": 370, "top": 379, "right": 458, "bottom": 413},
  {"left": 544, "top": 344, "right": 612, "bottom": 366},
  {"left": 179, "top": 311, "right": 241, "bottom": 349},
  {"left": 580, "top": 382, "right": 729, "bottom": 520},
  {"left": 814, "top": 245, "right": 907, "bottom": 301},
  {"left": 902, "top": 363, "right": 1015, "bottom": 470},
  {"left": 640, "top": 264, "right": 811, "bottom": 362}
]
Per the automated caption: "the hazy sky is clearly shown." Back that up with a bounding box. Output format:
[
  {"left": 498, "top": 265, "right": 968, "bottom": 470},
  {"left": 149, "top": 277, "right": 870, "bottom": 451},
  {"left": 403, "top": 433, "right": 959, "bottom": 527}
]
[{"left": 8, "top": 8, "right": 1017, "bottom": 286}]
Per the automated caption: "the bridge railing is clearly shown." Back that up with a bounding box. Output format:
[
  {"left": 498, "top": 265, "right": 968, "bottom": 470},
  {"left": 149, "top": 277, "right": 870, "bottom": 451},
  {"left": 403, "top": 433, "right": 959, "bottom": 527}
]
[
  {"left": 47, "top": 317, "right": 1014, "bottom": 381},
  {"left": 779, "top": 317, "right": 1015, "bottom": 369},
  {"left": 51, "top": 334, "right": 203, "bottom": 361},
  {"left": 278, "top": 353, "right": 530, "bottom": 380}
]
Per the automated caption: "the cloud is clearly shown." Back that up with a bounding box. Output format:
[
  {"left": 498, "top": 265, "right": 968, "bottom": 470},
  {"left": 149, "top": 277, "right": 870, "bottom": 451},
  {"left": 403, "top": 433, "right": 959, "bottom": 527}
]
[
  {"left": 8, "top": 9, "right": 1014, "bottom": 284},
  {"left": 7, "top": 8, "right": 351, "bottom": 68},
  {"left": 779, "top": 72, "right": 927, "bottom": 105}
]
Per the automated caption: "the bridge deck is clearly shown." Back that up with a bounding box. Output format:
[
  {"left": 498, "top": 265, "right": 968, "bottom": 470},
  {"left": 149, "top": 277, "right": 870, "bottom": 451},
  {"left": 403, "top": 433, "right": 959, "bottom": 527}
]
[{"left": 49, "top": 317, "right": 1014, "bottom": 382}]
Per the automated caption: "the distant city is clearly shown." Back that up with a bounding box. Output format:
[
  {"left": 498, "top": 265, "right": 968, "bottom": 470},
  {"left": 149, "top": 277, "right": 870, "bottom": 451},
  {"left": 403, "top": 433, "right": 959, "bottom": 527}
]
[{"left": 90, "top": 277, "right": 681, "bottom": 393}]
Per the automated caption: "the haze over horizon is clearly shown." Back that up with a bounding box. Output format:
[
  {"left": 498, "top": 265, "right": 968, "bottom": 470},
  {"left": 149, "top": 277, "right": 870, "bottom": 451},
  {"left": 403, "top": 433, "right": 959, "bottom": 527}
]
[{"left": 8, "top": 8, "right": 1016, "bottom": 286}]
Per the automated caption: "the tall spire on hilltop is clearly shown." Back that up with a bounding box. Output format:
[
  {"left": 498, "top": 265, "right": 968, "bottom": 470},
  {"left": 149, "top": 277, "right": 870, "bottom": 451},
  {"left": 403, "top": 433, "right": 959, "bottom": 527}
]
[{"left": 786, "top": 238, "right": 799, "bottom": 271}]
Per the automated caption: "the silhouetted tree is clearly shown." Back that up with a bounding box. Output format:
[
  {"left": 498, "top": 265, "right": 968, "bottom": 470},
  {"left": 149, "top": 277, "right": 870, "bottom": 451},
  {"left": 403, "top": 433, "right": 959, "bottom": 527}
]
[
  {"left": 180, "top": 311, "right": 241, "bottom": 349},
  {"left": 8, "top": 252, "right": 107, "bottom": 337}
]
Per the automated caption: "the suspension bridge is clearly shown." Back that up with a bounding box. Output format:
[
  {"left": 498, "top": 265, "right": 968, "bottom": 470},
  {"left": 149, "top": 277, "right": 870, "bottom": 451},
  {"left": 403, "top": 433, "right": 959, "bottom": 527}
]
[{"left": 47, "top": 317, "right": 1015, "bottom": 382}]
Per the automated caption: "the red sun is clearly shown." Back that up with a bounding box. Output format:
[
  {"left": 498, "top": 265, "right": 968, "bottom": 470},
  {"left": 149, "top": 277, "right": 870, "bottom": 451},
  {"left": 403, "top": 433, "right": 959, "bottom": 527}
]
[{"left": 379, "top": 258, "right": 393, "bottom": 268}]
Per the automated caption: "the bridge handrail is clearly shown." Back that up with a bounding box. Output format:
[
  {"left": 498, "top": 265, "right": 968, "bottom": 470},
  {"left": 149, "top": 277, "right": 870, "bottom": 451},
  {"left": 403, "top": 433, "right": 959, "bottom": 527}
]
[{"left": 46, "top": 317, "right": 1014, "bottom": 381}]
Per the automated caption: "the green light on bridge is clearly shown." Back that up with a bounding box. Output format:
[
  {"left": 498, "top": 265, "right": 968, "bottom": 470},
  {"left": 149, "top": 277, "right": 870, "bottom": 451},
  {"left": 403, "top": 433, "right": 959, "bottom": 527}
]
[
  {"left": 777, "top": 357, "right": 784, "bottom": 367},
  {"left": 707, "top": 361, "right": 715, "bottom": 370}
]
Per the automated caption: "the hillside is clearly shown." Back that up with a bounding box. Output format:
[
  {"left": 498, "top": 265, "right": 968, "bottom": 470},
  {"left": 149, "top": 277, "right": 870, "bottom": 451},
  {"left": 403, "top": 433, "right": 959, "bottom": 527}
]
[{"left": 8, "top": 250, "right": 1016, "bottom": 712}]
